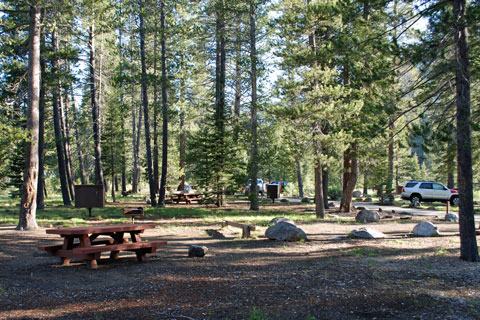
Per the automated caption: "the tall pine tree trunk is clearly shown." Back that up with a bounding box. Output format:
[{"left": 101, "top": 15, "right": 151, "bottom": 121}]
[
  {"left": 386, "top": 119, "right": 394, "bottom": 200},
  {"left": 322, "top": 169, "right": 329, "bottom": 209},
  {"left": 158, "top": 0, "right": 169, "bottom": 206},
  {"left": 71, "top": 88, "right": 86, "bottom": 185},
  {"left": 61, "top": 87, "right": 75, "bottom": 201},
  {"left": 89, "top": 22, "right": 104, "bottom": 186},
  {"left": 139, "top": 4, "right": 157, "bottom": 206},
  {"left": 308, "top": 6, "right": 324, "bottom": 218},
  {"left": 453, "top": 0, "right": 479, "bottom": 262},
  {"left": 18, "top": 5, "right": 41, "bottom": 230},
  {"left": 233, "top": 20, "right": 242, "bottom": 141},
  {"left": 37, "top": 23, "right": 46, "bottom": 210},
  {"left": 249, "top": 0, "right": 259, "bottom": 211},
  {"left": 52, "top": 29, "right": 71, "bottom": 206},
  {"left": 214, "top": 0, "right": 226, "bottom": 207},
  {"left": 153, "top": 10, "right": 160, "bottom": 194},
  {"left": 340, "top": 143, "right": 358, "bottom": 213}
]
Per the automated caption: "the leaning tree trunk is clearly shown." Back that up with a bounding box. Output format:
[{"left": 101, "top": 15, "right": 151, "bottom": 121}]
[
  {"left": 89, "top": 22, "right": 104, "bottom": 186},
  {"left": 139, "top": 6, "right": 157, "bottom": 206},
  {"left": 52, "top": 29, "right": 71, "bottom": 206},
  {"left": 18, "top": 5, "right": 41, "bottom": 230},
  {"left": 158, "top": 0, "right": 169, "bottom": 206},
  {"left": 340, "top": 143, "right": 358, "bottom": 213},
  {"left": 249, "top": 0, "right": 259, "bottom": 211},
  {"left": 453, "top": 0, "right": 479, "bottom": 262}
]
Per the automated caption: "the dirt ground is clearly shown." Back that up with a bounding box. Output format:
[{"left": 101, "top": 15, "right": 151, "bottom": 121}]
[{"left": 1, "top": 205, "right": 480, "bottom": 320}]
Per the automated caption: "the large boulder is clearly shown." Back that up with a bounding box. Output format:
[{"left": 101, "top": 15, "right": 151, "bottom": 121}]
[
  {"left": 269, "top": 217, "right": 295, "bottom": 225},
  {"left": 413, "top": 221, "right": 440, "bottom": 237},
  {"left": 355, "top": 209, "right": 380, "bottom": 223},
  {"left": 349, "top": 227, "right": 386, "bottom": 239},
  {"left": 265, "top": 222, "right": 307, "bottom": 242},
  {"left": 445, "top": 213, "right": 459, "bottom": 222},
  {"left": 188, "top": 245, "right": 208, "bottom": 257}
]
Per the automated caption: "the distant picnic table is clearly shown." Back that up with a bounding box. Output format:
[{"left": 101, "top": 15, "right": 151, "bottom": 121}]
[
  {"left": 38, "top": 224, "right": 167, "bottom": 269},
  {"left": 171, "top": 192, "right": 203, "bottom": 204}
]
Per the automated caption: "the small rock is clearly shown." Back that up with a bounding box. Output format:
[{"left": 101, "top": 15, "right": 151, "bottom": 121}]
[
  {"left": 206, "top": 229, "right": 226, "bottom": 239},
  {"left": 355, "top": 209, "right": 380, "bottom": 223},
  {"left": 188, "top": 245, "right": 208, "bottom": 257},
  {"left": 301, "top": 198, "right": 311, "bottom": 203},
  {"left": 327, "top": 214, "right": 340, "bottom": 219},
  {"left": 413, "top": 221, "right": 440, "bottom": 237},
  {"left": 350, "top": 227, "right": 386, "bottom": 239},
  {"left": 445, "top": 213, "right": 459, "bottom": 222},
  {"left": 269, "top": 217, "right": 294, "bottom": 225}
]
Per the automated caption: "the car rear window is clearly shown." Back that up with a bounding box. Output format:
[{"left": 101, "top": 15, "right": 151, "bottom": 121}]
[{"left": 405, "top": 182, "right": 418, "bottom": 188}]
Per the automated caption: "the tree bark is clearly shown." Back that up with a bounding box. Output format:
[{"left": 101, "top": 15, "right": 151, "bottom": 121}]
[
  {"left": 71, "top": 88, "right": 86, "bottom": 185},
  {"left": 340, "top": 143, "right": 358, "bottom": 213},
  {"left": 233, "top": 20, "right": 242, "bottom": 141},
  {"left": 322, "top": 168, "right": 329, "bottom": 209},
  {"left": 37, "top": 20, "right": 46, "bottom": 210},
  {"left": 158, "top": 0, "right": 169, "bottom": 206},
  {"left": 453, "top": 0, "right": 479, "bottom": 262},
  {"left": 18, "top": 5, "right": 41, "bottom": 230},
  {"left": 139, "top": 3, "right": 157, "bottom": 206},
  {"left": 249, "top": 0, "right": 259, "bottom": 211},
  {"left": 213, "top": 0, "right": 226, "bottom": 207},
  {"left": 61, "top": 85, "right": 75, "bottom": 201},
  {"left": 153, "top": 7, "right": 160, "bottom": 194},
  {"left": 296, "top": 157, "right": 304, "bottom": 199},
  {"left": 89, "top": 22, "right": 104, "bottom": 186},
  {"left": 386, "top": 119, "right": 394, "bottom": 199},
  {"left": 52, "top": 29, "right": 71, "bottom": 206},
  {"left": 308, "top": 3, "right": 324, "bottom": 218}
]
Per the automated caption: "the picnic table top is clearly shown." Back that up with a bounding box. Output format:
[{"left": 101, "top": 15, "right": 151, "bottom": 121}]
[{"left": 45, "top": 223, "right": 156, "bottom": 236}]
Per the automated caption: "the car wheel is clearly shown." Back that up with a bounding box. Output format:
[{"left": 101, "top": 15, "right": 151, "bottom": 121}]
[
  {"left": 450, "top": 196, "right": 459, "bottom": 206},
  {"left": 410, "top": 194, "right": 421, "bottom": 204}
]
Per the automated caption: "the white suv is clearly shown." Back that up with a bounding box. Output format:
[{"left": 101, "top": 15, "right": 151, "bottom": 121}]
[{"left": 401, "top": 181, "right": 459, "bottom": 206}]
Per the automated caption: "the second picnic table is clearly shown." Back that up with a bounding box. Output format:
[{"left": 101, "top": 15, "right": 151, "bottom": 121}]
[
  {"left": 38, "top": 223, "right": 167, "bottom": 269},
  {"left": 171, "top": 192, "right": 203, "bottom": 204}
]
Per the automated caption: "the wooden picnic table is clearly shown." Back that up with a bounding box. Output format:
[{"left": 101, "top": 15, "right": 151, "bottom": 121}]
[
  {"left": 171, "top": 192, "right": 203, "bottom": 204},
  {"left": 38, "top": 224, "right": 167, "bottom": 269}
]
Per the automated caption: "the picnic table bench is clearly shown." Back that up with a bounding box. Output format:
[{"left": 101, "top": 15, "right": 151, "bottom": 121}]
[
  {"left": 38, "top": 224, "right": 167, "bottom": 269},
  {"left": 221, "top": 220, "right": 256, "bottom": 238},
  {"left": 171, "top": 192, "right": 203, "bottom": 204}
]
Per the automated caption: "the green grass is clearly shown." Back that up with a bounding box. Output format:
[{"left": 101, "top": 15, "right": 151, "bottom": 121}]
[
  {"left": 248, "top": 308, "right": 270, "bottom": 320},
  {"left": 0, "top": 192, "right": 320, "bottom": 226}
]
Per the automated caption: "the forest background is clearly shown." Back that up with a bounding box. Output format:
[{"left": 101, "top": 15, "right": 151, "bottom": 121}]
[{"left": 0, "top": 0, "right": 478, "bottom": 261}]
